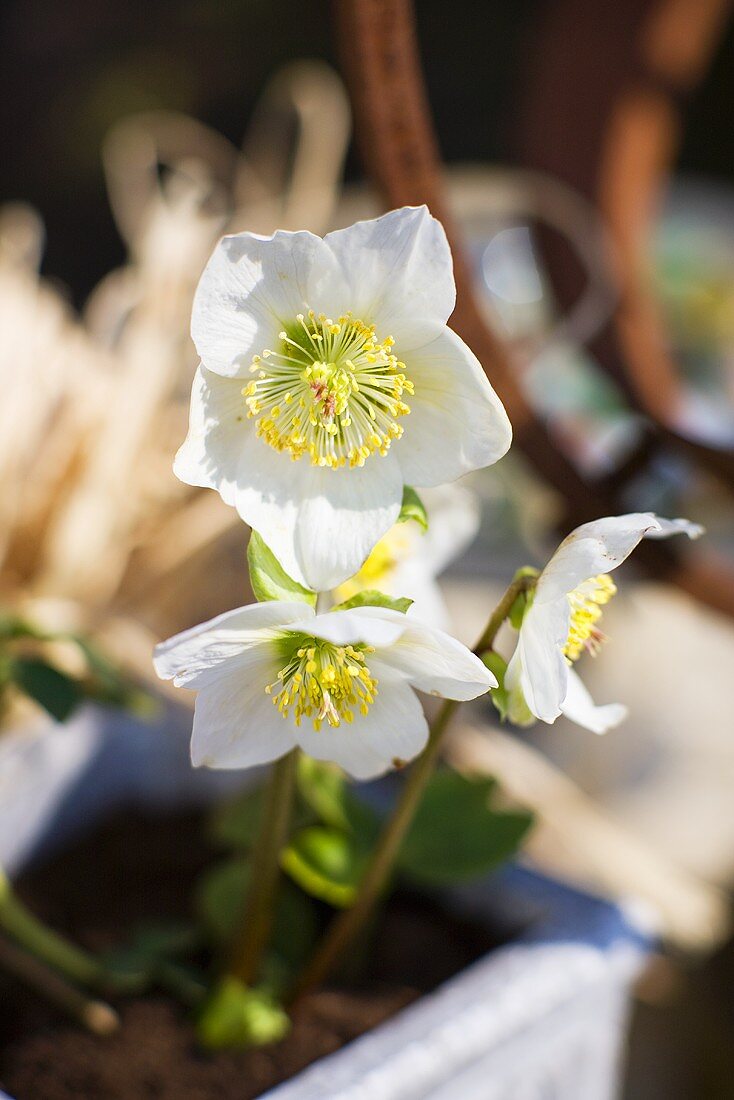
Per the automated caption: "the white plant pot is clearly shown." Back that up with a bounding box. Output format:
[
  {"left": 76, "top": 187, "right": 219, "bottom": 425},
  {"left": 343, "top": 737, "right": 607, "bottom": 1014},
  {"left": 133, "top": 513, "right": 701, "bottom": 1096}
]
[{"left": 0, "top": 707, "right": 649, "bottom": 1100}]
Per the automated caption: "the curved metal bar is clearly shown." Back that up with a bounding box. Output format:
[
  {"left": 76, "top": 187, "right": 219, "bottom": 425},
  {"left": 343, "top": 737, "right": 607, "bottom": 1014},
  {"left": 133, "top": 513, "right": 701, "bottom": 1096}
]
[
  {"left": 516, "top": 0, "right": 734, "bottom": 485},
  {"left": 334, "top": 0, "right": 734, "bottom": 617}
]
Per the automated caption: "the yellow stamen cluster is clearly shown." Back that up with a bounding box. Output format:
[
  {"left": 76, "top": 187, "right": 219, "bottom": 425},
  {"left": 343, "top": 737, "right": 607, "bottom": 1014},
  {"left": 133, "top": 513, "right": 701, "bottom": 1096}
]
[
  {"left": 243, "top": 311, "right": 413, "bottom": 469},
  {"left": 266, "top": 636, "right": 378, "bottom": 730},
  {"left": 564, "top": 574, "right": 617, "bottom": 662}
]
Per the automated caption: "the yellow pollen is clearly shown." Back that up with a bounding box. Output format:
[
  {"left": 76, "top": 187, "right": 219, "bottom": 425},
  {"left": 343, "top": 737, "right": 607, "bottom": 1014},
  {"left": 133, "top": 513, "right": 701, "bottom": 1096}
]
[
  {"left": 268, "top": 637, "right": 378, "bottom": 729},
  {"left": 243, "top": 311, "right": 413, "bottom": 469},
  {"left": 564, "top": 574, "right": 617, "bottom": 662}
]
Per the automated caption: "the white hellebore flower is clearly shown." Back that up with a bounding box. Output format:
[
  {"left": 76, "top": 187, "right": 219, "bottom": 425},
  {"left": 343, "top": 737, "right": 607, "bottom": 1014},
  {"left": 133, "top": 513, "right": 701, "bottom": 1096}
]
[
  {"left": 505, "top": 513, "right": 704, "bottom": 735},
  {"left": 154, "top": 601, "right": 496, "bottom": 780},
  {"left": 333, "top": 484, "right": 480, "bottom": 628},
  {"left": 176, "top": 206, "right": 511, "bottom": 591}
]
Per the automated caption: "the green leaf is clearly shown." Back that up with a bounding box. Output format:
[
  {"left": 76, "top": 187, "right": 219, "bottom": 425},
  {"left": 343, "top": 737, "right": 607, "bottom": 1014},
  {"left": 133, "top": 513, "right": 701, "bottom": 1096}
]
[
  {"left": 281, "top": 827, "right": 370, "bottom": 908},
  {"left": 195, "top": 858, "right": 318, "bottom": 975},
  {"left": 197, "top": 977, "right": 290, "bottom": 1049},
  {"left": 481, "top": 651, "right": 510, "bottom": 722},
  {"left": 210, "top": 784, "right": 313, "bottom": 851},
  {"left": 397, "top": 770, "right": 533, "bottom": 885},
  {"left": 330, "top": 590, "right": 412, "bottom": 614},
  {"left": 0, "top": 614, "right": 46, "bottom": 642},
  {"left": 247, "top": 530, "right": 316, "bottom": 606},
  {"left": 196, "top": 858, "right": 250, "bottom": 945},
  {"left": 271, "top": 883, "right": 320, "bottom": 974},
  {"left": 398, "top": 486, "right": 428, "bottom": 532},
  {"left": 102, "top": 921, "right": 200, "bottom": 992},
  {"left": 295, "top": 756, "right": 381, "bottom": 844},
  {"left": 118, "top": 921, "right": 198, "bottom": 963},
  {"left": 9, "top": 657, "right": 83, "bottom": 721},
  {"left": 296, "top": 757, "right": 352, "bottom": 831},
  {"left": 209, "top": 787, "right": 267, "bottom": 851},
  {"left": 73, "top": 636, "right": 155, "bottom": 714}
]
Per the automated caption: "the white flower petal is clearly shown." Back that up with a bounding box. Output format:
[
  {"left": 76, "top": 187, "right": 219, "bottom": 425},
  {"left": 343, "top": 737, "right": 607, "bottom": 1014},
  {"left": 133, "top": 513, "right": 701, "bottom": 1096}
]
[
  {"left": 536, "top": 512, "right": 700, "bottom": 603},
  {"left": 374, "top": 619, "right": 497, "bottom": 699},
  {"left": 233, "top": 436, "right": 403, "bottom": 591},
  {"left": 560, "top": 667, "right": 628, "bottom": 735},
  {"left": 191, "top": 667, "right": 295, "bottom": 769},
  {"left": 191, "top": 230, "right": 339, "bottom": 377},
  {"left": 505, "top": 600, "right": 569, "bottom": 724},
  {"left": 392, "top": 563, "right": 451, "bottom": 629},
  {"left": 322, "top": 207, "right": 455, "bottom": 348},
  {"left": 303, "top": 608, "right": 407, "bottom": 648},
  {"left": 175, "top": 367, "right": 401, "bottom": 589},
  {"left": 292, "top": 460, "right": 403, "bottom": 592},
  {"left": 173, "top": 365, "right": 251, "bottom": 502},
  {"left": 419, "top": 484, "right": 481, "bottom": 575},
  {"left": 340, "top": 486, "right": 480, "bottom": 629},
  {"left": 153, "top": 602, "right": 312, "bottom": 688},
  {"left": 397, "top": 327, "right": 512, "bottom": 486},
  {"left": 294, "top": 670, "right": 428, "bottom": 779},
  {"left": 644, "top": 516, "right": 704, "bottom": 540}
]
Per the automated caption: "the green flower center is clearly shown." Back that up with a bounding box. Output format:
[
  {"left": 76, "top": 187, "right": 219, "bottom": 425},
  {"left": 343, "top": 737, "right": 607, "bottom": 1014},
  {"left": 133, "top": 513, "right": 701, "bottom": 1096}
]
[
  {"left": 243, "top": 311, "right": 413, "bottom": 469},
  {"left": 267, "top": 635, "right": 378, "bottom": 729}
]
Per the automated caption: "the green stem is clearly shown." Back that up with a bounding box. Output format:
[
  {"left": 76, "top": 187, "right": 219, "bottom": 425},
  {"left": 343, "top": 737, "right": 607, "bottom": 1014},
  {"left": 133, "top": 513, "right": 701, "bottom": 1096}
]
[
  {"left": 289, "top": 574, "right": 534, "bottom": 1003},
  {"left": 228, "top": 750, "right": 298, "bottom": 986},
  {"left": 289, "top": 698, "right": 457, "bottom": 1003},
  {"left": 0, "top": 868, "right": 109, "bottom": 990},
  {"left": 472, "top": 571, "right": 535, "bottom": 656}
]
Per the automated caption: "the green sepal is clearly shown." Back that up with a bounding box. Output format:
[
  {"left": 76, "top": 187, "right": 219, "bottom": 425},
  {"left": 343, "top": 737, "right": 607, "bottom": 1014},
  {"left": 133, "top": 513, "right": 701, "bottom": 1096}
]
[
  {"left": 197, "top": 977, "right": 290, "bottom": 1049},
  {"left": 247, "top": 530, "right": 316, "bottom": 606},
  {"left": 481, "top": 651, "right": 510, "bottom": 722},
  {"left": 398, "top": 486, "right": 428, "bottom": 532},
  {"left": 396, "top": 769, "right": 533, "bottom": 886},
  {"left": 330, "top": 590, "right": 413, "bottom": 614},
  {"left": 508, "top": 567, "right": 539, "bottom": 630},
  {"left": 508, "top": 592, "right": 528, "bottom": 631}
]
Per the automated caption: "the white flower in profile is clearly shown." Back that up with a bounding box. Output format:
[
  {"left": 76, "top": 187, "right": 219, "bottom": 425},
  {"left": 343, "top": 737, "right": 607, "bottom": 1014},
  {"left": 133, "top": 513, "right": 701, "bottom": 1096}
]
[
  {"left": 176, "top": 206, "right": 511, "bottom": 591},
  {"left": 504, "top": 514, "right": 704, "bottom": 734},
  {"left": 333, "top": 485, "right": 480, "bottom": 629},
  {"left": 154, "top": 601, "right": 495, "bottom": 780}
]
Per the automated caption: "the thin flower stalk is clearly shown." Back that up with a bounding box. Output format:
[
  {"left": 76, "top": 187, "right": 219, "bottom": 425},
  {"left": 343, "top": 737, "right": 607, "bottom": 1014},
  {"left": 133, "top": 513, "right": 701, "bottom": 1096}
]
[
  {"left": 0, "top": 867, "right": 111, "bottom": 991},
  {"left": 289, "top": 573, "right": 535, "bottom": 1001},
  {"left": 228, "top": 750, "right": 298, "bottom": 986}
]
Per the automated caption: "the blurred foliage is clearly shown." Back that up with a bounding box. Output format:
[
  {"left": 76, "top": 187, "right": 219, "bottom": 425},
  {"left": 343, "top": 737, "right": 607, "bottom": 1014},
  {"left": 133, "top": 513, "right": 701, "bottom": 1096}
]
[
  {"left": 209, "top": 757, "right": 533, "bottom": 915},
  {"left": 197, "top": 976, "right": 290, "bottom": 1049},
  {"left": 0, "top": 611, "right": 153, "bottom": 726}
]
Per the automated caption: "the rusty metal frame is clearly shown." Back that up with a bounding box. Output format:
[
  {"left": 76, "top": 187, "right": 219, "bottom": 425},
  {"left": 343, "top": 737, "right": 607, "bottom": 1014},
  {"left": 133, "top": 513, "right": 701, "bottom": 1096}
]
[{"left": 334, "top": 0, "right": 734, "bottom": 617}]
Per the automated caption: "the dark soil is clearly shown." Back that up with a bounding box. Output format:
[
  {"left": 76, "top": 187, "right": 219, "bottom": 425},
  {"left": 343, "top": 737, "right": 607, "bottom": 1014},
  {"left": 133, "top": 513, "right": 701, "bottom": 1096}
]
[{"left": 0, "top": 810, "right": 500, "bottom": 1100}]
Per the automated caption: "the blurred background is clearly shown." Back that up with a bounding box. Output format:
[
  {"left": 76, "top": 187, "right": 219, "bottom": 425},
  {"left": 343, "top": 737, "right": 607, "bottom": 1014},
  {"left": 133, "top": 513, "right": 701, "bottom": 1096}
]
[{"left": 1, "top": 0, "right": 734, "bottom": 1096}]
